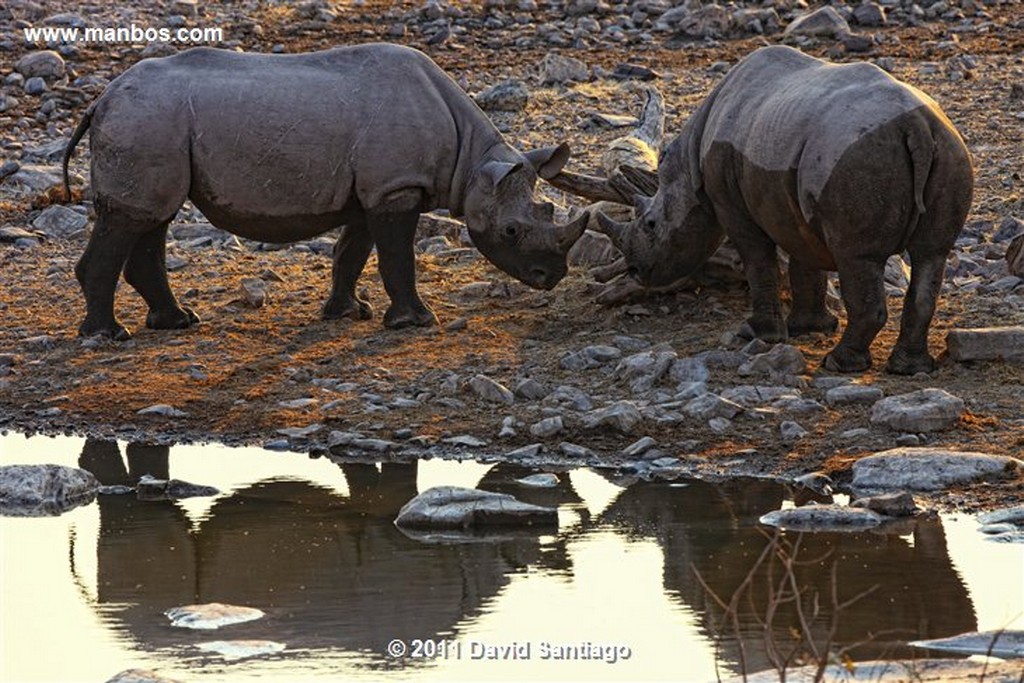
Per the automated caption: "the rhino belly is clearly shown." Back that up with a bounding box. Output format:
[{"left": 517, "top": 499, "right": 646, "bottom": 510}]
[{"left": 192, "top": 199, "right": 353, "bottom": 243}]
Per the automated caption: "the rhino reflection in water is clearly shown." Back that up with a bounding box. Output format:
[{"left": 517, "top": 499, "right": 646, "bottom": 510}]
[
  {"left": 76, "top": 440, "right": 567, "bottom": 657},
  {"left": 600, "top": 479, "right": 976, "bottom": 673}
]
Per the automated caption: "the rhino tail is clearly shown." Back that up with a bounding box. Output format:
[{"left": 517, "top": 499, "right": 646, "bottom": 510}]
[
  {"left": 62, "top": 103, "right": 95, "bottom": 202},
  {"left": 906, "top": 123, "right": 934, "bottom": 216}
]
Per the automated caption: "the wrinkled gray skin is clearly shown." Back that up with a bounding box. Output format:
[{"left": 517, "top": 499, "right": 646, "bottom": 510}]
[
  {"left": 598, "top": 46, "right": 973, "bottom": 374},
  {"left": 63, "top": 44, "right": 588, "bottom": 339}
]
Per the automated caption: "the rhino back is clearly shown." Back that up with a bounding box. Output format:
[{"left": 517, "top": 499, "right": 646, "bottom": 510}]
[
  {"left": 89, "top": 45, "right": 492, "bottom": 238},
  {"left": 701, "top": 46, "right": 946, "bottom": 211}
]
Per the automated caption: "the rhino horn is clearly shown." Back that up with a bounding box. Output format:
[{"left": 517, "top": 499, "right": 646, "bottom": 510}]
[
  {"left": 596, "top": 211, "right": 629, "bottom": 251},
  {"left": 632, "top": 193, "right": 653, "bottom": 214},
  {"left": 555, "top": 209, "right": 590, "bottom": 253}
]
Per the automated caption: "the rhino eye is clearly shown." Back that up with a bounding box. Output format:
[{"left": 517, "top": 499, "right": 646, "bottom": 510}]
[
  {"left": 503, "top": 225, "right": 519, "bottom": 240},
  {"left": 644, "top": 218, "right": 656, "bottom": 231}
]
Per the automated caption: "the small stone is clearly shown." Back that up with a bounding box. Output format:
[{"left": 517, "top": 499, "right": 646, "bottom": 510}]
[
  {"left": 783, "top": 5, "right": 850, "bottom": 37},
  {"left": 137, "top": 404, "right": 189, "bottom": 418},
  {"left": 275, "top": 423, "right": 322, "bottom": 438},
  {"left": 278, "top": 398, "right": 317, "bottom": 409},
  {"left": 685, "top": 393, "right": 744, "bottom": 420},
  {"left": 670, "top": 356, "right": 710, "bottom": 384},
  {"left": 514, "top": 378, "right": 549, "bottom": 400},
  {"left": 870, "top": 388, "right": 965, "bottom": 432},
  {"left": 468, "top": 374, "right": 515, "bottom": 405},
  {"left": 708, "top": 417, "right": 731, "bottom": 432},
  {"left": 530, "top": 416, "right": 564, "bottom": 438},
  {"left": 15, "top": 50, "right": 66, "bottom": 80},
  {"left": 196, "top": 640, "right": 286, "bottom": 661},
  {"left": 851, "top": 491, "right": 918, "bottom": 517},
  {"left": 852, "top": 447, "right": 1021, "bottom": 491},
  {"left": 24, "top": 77, "right": 47, "bottom": 95},
  {"left": 794, "top": 472, "right": 834, "bottom": 496},
  {"left": 623, "top": 436, "right": 656, "bottom": 457},
  {"left": 475, "top": 79, "right": 529, "bottom": 112},
  {"left": 442, "top": 435, "right": 489, "bottom": 447},
  {"left": 945, "top": 326, "right": 1024, "bottom": 362},
  {"left": 515, "top": 473, "right": 558, "bottom": 488},
  {"left": 238, "top": 278, "right": 267, "bottom": 308},
  {"left": 582, "top": 401, "right": 642, "bottom": 433},
  {"left": 780, "top": 420, "right": 808, "bottom": 442},
  {"left": 738, "top": 343, "right": 807, "bottom": 378},
  {"left": 825, "top": 383, "right": 884, "bottom": 406},
  {"left": 852, "top": 2, "right": 887, "bottom": 26},
  {"left": 539, "top": 52, "right": 590, "bottom": 84},
  {"left": 31, "top": 205, "right": 87, "bottom": 238},
  {"left": 506, "top": 444, "right": 543, "bottom": 459},
  {"left": 560, "top": 442, "right": 595, "bottom": 458}
]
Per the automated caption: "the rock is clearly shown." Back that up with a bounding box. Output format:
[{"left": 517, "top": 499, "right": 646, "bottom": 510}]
[
  {"left": 15, "top": 50, "right": 66, "bottom": 80},
  {"left": 196, "top": 640, "right": 287, "bottom": 661},
  {"left": 560, "top": 442, "right": 594, "bottom": 458},
  {"left": 738, "top": 344, "right": 807, "bottom": 379},
  {"left": 468, "top": 374, "right": 515, "bottom": 405},
  {"left": 0, "top": 464, "right": 99, "bottom": 515},
  {"left": 514, "top": 378, "right": 549, "bottom": 400},
  {"left": 852, "top": 447, "right": 1021, "bottom": 491},
  {"left": 545, "top": 385, "right": 594, "bottom": 411},
  {"left": 869, "top": 388, "right": 965, "bottom": 432},
  {"left": 238, "top": 277, "right": 267, "bottom": 308},
  {"left": 530, "top": 416, "right": 564, "bottom": 438},
  {"left": 793, "top": 472, "right": 834, "bottom": 497},
  {"left": 825, "top": 383, "right": 884, "bottom": 406},
  {"left": 7, "top": 164, "right": 64, "bottom": 193},
  {"left": 783, "top": 6, "right": 850, "bottom": 37},
  {"left": 0, "top": 227, "right": 43, "bottom": 243},
  {"left": 1006, "top": 233, "right": 1024, "bottom": 277},
  {"left": 780, "top": 420, "right": 808, "bottom": 442},
  {"left": 993, "top": 216, "right": 1024, "bottom": 242},
  {"left": 851, "top": 2, "right": 887, "bottom": 26},
  {"left": 515, "top": 473, "right": 559, "bottom": 488},
  {"left": 137, "top": 404, "right": 189, "bottom": 418},
  {"left": 539, "top": 52, "right": 590, "bottom": 84},
  {"left": 669, "top": 356, "right": 710, "bottom": 384},
  {"left": 165, "top": 603, "right": 265, "bottom": 630},
  {"left": 568, "top": 229, "right": 618, "bottom": 267},
  {"left": 506, "top": 444, "right": 543, "bottom": 458},
  {"left": 977, "top": 505, "right": 1024, "bottom": 526},
  {"left": 615, "top": 349, "right": 677, "bottom": 393},
  {"left": 23, "top": 76, "right": 47, "bottom": 95},
  {"left": 277, "top": 398, "right": 318, "bottom": 409},
  {"left": 909, "top": 631, "right": 1024, "bottom": 658},
  {"left": 106, "top": 670, "right": 184, "bottom": 683},
  {"left": 137, "top": 475, "right": 219, "bottom": 500},
  {"left": 394, "top": 486, "right": 557, "bottom": 530},
  {"left": 721, "top": 385, "right": 799, "bottom": 407},
  {"left": 623, "top": 436, "right": 656, "bottom": 457},
  {"left": 684, "top": 393, "right": 744, "bottom": 420},
  {"left": 676, "top": 4, "right": 733, "bottom": 38},
  {"left": 945, "top": 326, "right": 1024, "bottom": 362},
  {"left": 851, "top": 491, "right": 918, "bottom": 517},
  {"left": 31, "top": 205, "right": 88, "bottom": 238},
  {"left": 442, "top": 435, "right": 489, "bottom": 447},
  {"left": 759, "top": 504, "right": 883, "bottom": 531},
  {"left": 582, "top": 401, "right": 642, "bottom": 433},
  {"left": 475, "top": 79, "right": 529, "bottom": 111}
]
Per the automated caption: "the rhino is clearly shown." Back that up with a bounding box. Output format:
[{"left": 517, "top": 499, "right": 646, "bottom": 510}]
[
  {"left": 598, "top": 46, "right": 973, "bottom": 374},
  {"left": 62, "top": 43, "right": 588, "bottom": 339}
]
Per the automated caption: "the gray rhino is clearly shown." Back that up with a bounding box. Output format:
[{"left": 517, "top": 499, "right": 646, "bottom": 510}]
[
  {"left": 63, "top": 43, "right": 588, "bottom": 339},
  {"left": 598, "top": 46, "right": 973, "bottom": 374}
]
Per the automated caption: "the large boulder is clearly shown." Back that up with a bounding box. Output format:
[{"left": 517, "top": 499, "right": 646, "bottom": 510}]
[
  {"left": 0, "top": 464, "right": 99, "bottom": 516},
  {"left": 852, "top": 448, "right": 1021, "bottom": 491}
]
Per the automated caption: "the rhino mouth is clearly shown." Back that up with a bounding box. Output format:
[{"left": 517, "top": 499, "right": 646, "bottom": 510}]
[{"left": 519, "top": 262, "right": 566, "bottom": 290}]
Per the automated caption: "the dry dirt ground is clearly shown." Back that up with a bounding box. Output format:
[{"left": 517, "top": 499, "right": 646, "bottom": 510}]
[{"left": 1, "top": 1, "right": 1022, "bottom": 512}]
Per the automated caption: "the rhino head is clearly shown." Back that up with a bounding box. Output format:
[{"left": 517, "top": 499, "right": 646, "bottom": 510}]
[
  {"left": 463, "top": 143, "right": 589, "bottom": 290},
  {"left": 595, "top": 158, "right": 724, "bottom": 287}
]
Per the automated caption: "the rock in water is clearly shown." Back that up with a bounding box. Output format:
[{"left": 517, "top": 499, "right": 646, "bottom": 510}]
[
  {"left": 759, "top": 504, "right": 883, "bottom": 531},
  {"left": 165, "top": 603, "right": 265, "bottom": 630},
  {"left": 909, "top": 630, "right": 1024, "bottom": 658},
  {"left": 106, "top": 670, "right": 183, "bottom": 683},
  {"left": 394, "top": 486, "right": 557, "bottom": 530},
  {"left": 196, "top": 640, "right": 287, "bottom": 660},
  {"left": 0, "top": 464, "right": 99, "bottom": 516}
]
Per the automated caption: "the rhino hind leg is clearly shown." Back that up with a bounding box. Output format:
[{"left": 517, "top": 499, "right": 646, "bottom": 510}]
[
  {"left": 367, "top": 208, "right": 437, "bottom": 329},
  {"left": 786, "top": 260, "right": 838, "bottom": 336},
  {"left": 123, "top": 221, "right": 200, "bottom": 330},
  {"left": 75, "top": 212, "right": 141, "bottom": 340},
  {"left": 823, "top": 259, "right": 887, "bottom": 373},
  {"left": 884, "top": 246, "right": 948, "bottom": 375},
  {"left": 322, "top": 220, "right": 375, "bottom": 321}
]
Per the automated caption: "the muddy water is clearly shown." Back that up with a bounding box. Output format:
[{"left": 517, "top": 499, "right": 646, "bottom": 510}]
[{"left": 1, "top": 433, "right": 1021, "bottom": 682}]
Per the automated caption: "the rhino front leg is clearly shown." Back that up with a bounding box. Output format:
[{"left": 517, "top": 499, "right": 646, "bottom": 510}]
[
  {"left": 366, "top": 208, "right": 437, "bottom": 329},
  {"left": 786, "top": 259, "right": 838, "bottom": 337},
  {"left": 721, "top": 210, "right": 787, "bottom": 342},
  {"left": 322, "top": 220, "right": 374, "bottom": 321},
  {"left": 123, "top": 222, "right": 200, "bottom": 330},
  {"left": 824, "top": 259, "right": 886, "bottom": 372},
  {"left": 75, "top": 214, "right": 140, "bottom": 340},
  {"left": 885, "top": 251, "right": 945, "bottom": 375}
]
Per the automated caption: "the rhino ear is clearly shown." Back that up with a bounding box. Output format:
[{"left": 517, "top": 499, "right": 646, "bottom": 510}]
[
  {"left": 479, "top": 160, "right": 523, "bottom": 190},
  {"left": 523, "top": 142, "right": 571, "bottom": 180}
]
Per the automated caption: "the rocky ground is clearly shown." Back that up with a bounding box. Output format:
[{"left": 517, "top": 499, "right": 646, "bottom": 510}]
[{"left": 1, "top": 0, "right": 1023, "bottom": 513}]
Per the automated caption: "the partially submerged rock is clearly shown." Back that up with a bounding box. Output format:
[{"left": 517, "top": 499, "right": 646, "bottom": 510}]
[
  {"left": 852, "top": 448, "right": 1021, "bottom": 491},
  {"left": 851, "top": 491, "right": 919, "bottom": 517},
  {"left": 394, "top": 486, "right": 557, "bottom": 531},
  {"left": 759, "top": 504, "right": 883, "bottom": 532},
  {"left": 106, "top": 670, "right": 183, "bottom": 683},
  {"left": 909, "top": 630, "right": 1024, "bottom": 658},
  {"left": 165, "top": 603, "right": 265, "bottom": 630},
  {"left": 137, "top": 475, "right": 220, "bottom": 500},
  {"left": 0, "top": 464, "right": 99, "bottom": 516}
]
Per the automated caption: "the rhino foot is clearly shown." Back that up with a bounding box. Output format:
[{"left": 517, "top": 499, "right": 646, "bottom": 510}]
[
  {"left": 737, "top": 317, "right": 787, "bottom": 343},
  {"left": 822, "top": 346, "right": 872, "bottom": 373},
  {"left": 322, "top": 298, "right": 373, "bottom": 321},
  {"left": 146, "top": 306, "right": 200, "bottom": 330},
  {"left": 885, "top": 348, "right": 936, "bottom": 375},
  {"left": 384, "top": 305, "right": 438, "bottom": 329},
  {"left": 787, "top": 312, "right": 839, "bottom": 337},
  {"left": 79, "top": 319, "right": 132, "bottom": 341}
]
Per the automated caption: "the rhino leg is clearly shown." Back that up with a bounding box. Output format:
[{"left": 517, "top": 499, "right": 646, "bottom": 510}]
[
  {"left": 823, "top": 259, "right": 886, "bottom": 372},
  {"left": 123, "top": 222, "right": 200, "bottom": 330},
  {"left": 885, "top": 249, "right": 946, "bottom": 375},
  {"left": 786, "top": 260, "right": 838, "bottom": 336},
  {"left": 322, "top": 220, "right": 375, "bottom": 321},
  {"left": 75, "top": 212, "right": 140, "bottom": 340},
  {"left": 366, "top": 208, "right": 437, "bottom": 329},
  {"left": 722, "top": 208, "right": 787, "bottom": 342}
]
